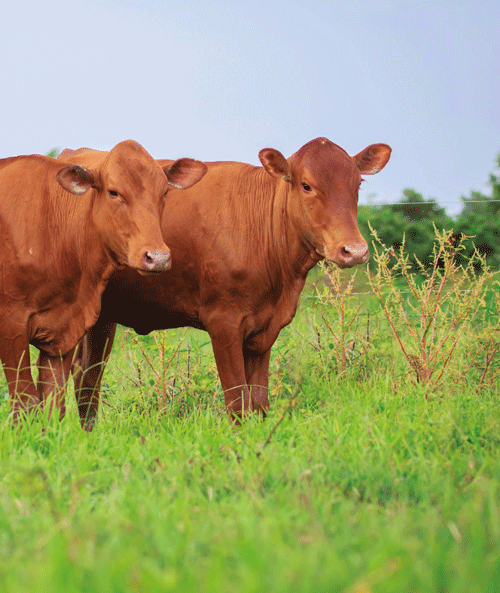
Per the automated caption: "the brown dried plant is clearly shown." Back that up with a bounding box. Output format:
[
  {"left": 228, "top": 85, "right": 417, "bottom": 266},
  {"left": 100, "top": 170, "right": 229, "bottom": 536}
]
[
  {"left": 368, "top": 225, "right": 498, "bottom": 394},
  {"left": 123, "top": 328, "right": 187, "bottom": 415},
  {"left": 315, "top": 262, "right": 370, "bottom": 377}
]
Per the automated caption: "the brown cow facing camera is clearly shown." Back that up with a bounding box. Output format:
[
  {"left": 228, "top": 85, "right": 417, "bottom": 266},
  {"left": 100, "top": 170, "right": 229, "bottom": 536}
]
[
  {"left": 52, "top": 137, "right": 390, "bottom": 429},
  {"left": 0, "top": 140, "right": 207, "bottom": 421}
]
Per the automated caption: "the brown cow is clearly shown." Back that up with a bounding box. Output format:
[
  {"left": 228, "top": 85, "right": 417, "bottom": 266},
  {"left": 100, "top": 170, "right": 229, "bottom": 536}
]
[
  {"left": 0, "top": 140, "right": 206, "bottom": 421},
  {"left": 55, "top": 137, "right": 390, "bottom": 429}
]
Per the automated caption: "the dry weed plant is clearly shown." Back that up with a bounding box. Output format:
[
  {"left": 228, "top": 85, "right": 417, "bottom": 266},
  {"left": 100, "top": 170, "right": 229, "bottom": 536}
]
[
  {"left": 368, "top": 225, "right": 499, "bottom": 394},
  {"left": 314, "top": 262, "right": 371, "bottom": 378},
  {"left": 122, "top": 328, "right": 187, "bottom": 415}
]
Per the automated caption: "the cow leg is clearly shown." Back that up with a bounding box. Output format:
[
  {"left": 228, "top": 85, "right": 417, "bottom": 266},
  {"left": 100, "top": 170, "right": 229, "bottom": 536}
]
[
  {"left": 0, "top": 335, "right": 40, "bottom": 422},
  {"left": 72, "top": 319, "right": 117, "bottom": 431},
  {"left": 37, "top": 350, "right": 74, "bottom": 420},
  {"left": 243, "top": 348, "right": 271, "bottom": 417},
  {"left": 208, "top": 330, "right": 252, "bottom": 422}
]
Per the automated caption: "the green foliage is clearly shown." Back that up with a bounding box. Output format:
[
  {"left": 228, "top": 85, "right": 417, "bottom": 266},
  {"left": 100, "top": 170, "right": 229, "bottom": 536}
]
[
  {"left": 359, "top": 189, "right": 454, "bottom": 272},
  {"left": 454, "top": 152, "right": 500, "bottom": 268}
]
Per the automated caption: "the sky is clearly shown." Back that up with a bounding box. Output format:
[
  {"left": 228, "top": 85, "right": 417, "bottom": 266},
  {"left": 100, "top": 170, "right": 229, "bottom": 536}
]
[{"left": 1, "top": 0, "right": 498, "bottom": 215}]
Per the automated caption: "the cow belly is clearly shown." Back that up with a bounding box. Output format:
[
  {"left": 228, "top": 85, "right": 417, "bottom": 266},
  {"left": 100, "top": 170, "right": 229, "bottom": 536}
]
[{"left": 100, "top": 286, "right": 204, "bottom": 334}]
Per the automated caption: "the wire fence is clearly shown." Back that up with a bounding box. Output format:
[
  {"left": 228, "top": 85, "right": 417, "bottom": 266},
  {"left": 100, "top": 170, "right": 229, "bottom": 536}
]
[{"left": 360, "top": 200, "right": 500, "bottom": 206}]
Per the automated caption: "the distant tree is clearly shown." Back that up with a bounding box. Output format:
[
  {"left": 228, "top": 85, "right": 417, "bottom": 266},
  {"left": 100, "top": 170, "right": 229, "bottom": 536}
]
[
  {"left": 454, "top": 152, "right": 500, "bottom": 269},
  {"left": 358, "top": 189, "right": 453, "bottom": 272},
  {"left": 392, "top": 188, "right": 449, "bottom": 224},
  {"left": 46, "top": 148, "right": 60, "bottom": 158}
]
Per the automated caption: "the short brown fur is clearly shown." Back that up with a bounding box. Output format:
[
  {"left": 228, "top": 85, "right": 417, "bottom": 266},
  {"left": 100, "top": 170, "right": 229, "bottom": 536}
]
[
  {"left": 52, "top": 138, "right": 390, "bottom": 429},
  {"left": 0, "top": 140, "right": 206, "bottom": 421}
]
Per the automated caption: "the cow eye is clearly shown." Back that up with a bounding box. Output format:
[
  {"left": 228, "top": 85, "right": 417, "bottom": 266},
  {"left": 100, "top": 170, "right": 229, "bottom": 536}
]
[
  {"left": 109, "top": 190, "right": 119, "bottom": 197},
  {"left": 301, "top": 183, "right": 312, "bottom": 192}
]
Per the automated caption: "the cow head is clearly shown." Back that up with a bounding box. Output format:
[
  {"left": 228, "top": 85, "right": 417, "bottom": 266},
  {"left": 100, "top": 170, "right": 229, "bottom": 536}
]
[
  {"left": 259, "top": 137, "right": 391, "bottom": 268},
  {"left": 56, "top": 140, "right": 207, "bottom": 275}
]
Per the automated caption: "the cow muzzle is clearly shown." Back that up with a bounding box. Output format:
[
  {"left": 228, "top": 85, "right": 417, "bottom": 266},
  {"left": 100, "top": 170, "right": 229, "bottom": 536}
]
[
  {"left": 333, "top": 241, "right": 369, "bottom": 268},
  {"left": 138, "top": 250, "right": 172, "bottom": 275}
]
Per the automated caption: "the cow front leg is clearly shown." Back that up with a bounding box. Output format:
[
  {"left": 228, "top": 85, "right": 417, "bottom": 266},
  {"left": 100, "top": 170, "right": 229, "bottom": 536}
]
[
  {"left": 244, "top": 348, "right": 271, "bottom": 417},
  {"left": 0, "top": 335, "right": 40, "bottom": 422},
  {"left": 72, "top": 320, "right": 117, "bottom": 431},
  {"left": 208, "top": 330, "right": 252, "bottom": 422},
  {"left": 37, "top": 350, "right": 74, "bottom": 420}
]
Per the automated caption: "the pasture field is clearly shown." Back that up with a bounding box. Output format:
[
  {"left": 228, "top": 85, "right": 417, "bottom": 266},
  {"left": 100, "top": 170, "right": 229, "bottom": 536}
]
[{"left": 1, "top": 261, "right": 500, "bottom": 593}]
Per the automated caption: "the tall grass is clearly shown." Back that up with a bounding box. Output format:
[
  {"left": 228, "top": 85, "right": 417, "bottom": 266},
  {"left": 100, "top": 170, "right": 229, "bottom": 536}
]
[
  {"left": 0, "top": 230, "right": 499, "bottom": 592},
  {"left": 1, "top": 375, "right": 500, "bottom": 592}
]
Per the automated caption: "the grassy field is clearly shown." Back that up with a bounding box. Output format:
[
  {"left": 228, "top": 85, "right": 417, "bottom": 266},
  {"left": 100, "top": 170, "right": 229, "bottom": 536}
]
[{"left": 1, "top": 263, "right": 500, "bottom": 592}]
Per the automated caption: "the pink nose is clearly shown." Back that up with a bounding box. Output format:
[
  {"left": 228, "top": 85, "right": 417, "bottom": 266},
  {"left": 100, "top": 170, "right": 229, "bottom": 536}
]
[
  {"left": 337, "top": 242, "right": 369, "bottom": 267},
  {"left": 141, "top": 250, "right": 171, "bottom": 273}
]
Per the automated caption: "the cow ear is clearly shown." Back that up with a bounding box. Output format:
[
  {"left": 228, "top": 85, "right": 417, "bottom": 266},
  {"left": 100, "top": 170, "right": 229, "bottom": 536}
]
[
  {"left": 164, "top": 158, "right": 208, "bottom": 189},
  {"left": 56, "top": 164, "right": 95, "bottom": 195},
  {"left": 259, "top": 148, "right": 291, "bottom": 182},
  {"left": 353, "top": 144, "right": 392, "bottom": 175}
]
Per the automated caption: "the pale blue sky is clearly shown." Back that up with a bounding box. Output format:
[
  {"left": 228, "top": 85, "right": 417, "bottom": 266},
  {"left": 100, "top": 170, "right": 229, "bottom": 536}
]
[{"left": 1, "top": 0, "right": 498, "bottom": 214}]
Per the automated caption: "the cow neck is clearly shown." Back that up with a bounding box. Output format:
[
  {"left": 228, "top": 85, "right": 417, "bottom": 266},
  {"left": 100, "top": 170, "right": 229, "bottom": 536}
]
[
  {"left": 268, "top": 173, "right": 320, "bottom": 284},
  {"left": 60, "top": 190, "right": 116, "bottom": 306},
  {"left": 229, "top": 166, "right": 320, "bottom": 315}
]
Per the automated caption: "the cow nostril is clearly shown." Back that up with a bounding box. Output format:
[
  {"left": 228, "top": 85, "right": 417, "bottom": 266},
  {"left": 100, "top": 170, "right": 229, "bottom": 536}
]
[
  {"left": 339, "top": 243, "right": 368, "bottom": 265},
  {"left": 143, "top": 250, "right": 171, "bottom": 272},
  {"left": 340, "top": 245, "right": 355, "bottom": 260}
]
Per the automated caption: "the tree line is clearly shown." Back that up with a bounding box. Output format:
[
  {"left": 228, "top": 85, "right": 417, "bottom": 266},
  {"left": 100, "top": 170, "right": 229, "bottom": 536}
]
[{"left": 358, "top": 151, "right": 500, "bottom": 271}]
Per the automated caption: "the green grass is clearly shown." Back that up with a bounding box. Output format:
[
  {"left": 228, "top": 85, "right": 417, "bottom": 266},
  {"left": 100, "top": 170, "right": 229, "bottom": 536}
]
[{"left": 1, "top": 279, "right": 500, "bottom": 592}]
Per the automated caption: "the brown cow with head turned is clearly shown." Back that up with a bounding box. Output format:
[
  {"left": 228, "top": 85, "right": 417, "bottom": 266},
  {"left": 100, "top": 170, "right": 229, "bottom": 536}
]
[
  {"left": 55, "top": 137, "right": 390, "bottom": 429},
  {"left": 0, "top": 140, "right": 207, "bottom": 422}
]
